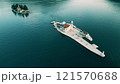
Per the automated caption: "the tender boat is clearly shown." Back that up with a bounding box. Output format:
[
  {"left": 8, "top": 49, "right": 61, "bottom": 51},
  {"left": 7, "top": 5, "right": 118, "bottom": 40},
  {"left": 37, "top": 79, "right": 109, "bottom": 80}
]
[{"left": 51, "top": 21, "right": 105, "bottom": 57}]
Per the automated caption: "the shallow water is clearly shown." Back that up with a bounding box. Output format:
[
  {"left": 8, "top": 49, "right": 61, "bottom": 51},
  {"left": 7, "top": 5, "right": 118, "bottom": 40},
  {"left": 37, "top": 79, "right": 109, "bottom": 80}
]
[{"left": 0, "top": 0, "right": 120, "bottom": 67}]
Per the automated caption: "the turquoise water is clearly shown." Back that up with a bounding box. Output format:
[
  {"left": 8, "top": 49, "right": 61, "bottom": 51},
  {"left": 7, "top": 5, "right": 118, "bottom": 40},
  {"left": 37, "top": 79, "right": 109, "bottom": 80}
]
[{"left": 0, "top": 0, "right": 120, "bottom": 67}]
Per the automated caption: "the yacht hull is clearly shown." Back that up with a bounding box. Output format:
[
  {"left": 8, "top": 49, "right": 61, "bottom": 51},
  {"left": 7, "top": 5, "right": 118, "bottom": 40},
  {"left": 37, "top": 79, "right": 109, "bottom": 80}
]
[{"left": 51, "top": 21, "right": 105, "bottom": 57}]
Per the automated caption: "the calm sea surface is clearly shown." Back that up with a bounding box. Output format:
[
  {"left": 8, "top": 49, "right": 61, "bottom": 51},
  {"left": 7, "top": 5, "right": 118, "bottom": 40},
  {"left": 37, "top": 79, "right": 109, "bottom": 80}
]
[{"left": 0, "top": 0, "right": 120, "bottom": 67}]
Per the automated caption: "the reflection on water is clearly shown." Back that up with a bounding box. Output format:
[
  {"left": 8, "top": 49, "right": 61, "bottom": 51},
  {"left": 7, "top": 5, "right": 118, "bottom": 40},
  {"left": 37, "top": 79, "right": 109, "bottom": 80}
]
[
  {"left": 109, "top": 0, "right": 120, "bottom": 2},
  {"left": 29, "top": 0, "right": 68, "bottom": 7},
  {"left": 0, "top": 0, "right": 120, "bottom": 67},
  {"left": 107, "top": 0, "right": 120, "bottom": 12},
  {"left": 12, "top": 10, "right": 29, "bottom": 17}
]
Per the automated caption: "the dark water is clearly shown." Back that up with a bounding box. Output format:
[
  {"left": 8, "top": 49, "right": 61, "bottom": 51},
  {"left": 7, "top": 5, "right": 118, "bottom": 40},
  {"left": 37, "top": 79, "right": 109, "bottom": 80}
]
[{"left": 0, "top": 0, "right": 120, "bottom": 67}]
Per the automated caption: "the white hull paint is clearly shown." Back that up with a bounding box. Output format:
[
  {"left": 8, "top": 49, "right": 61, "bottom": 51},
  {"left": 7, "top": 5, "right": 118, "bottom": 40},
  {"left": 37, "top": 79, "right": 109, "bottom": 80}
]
[{"left": 51, "top": 21, "right": 105, "bottom": 57}]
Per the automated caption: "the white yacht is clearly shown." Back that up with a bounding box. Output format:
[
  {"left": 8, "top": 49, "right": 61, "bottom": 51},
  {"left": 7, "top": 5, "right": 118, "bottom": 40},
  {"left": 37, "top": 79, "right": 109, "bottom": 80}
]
[{"left": 51, "top": 21, "right": 105, "bottom": 57}]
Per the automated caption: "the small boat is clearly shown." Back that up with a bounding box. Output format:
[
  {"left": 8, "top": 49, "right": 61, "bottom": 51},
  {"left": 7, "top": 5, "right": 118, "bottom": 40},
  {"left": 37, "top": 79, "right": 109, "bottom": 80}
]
[
  {"left": 51, "top": 21, "right": 105, "bottom": 57},
  {"left": 12, "top": 9, "right": 31, "bottom": 14}
]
